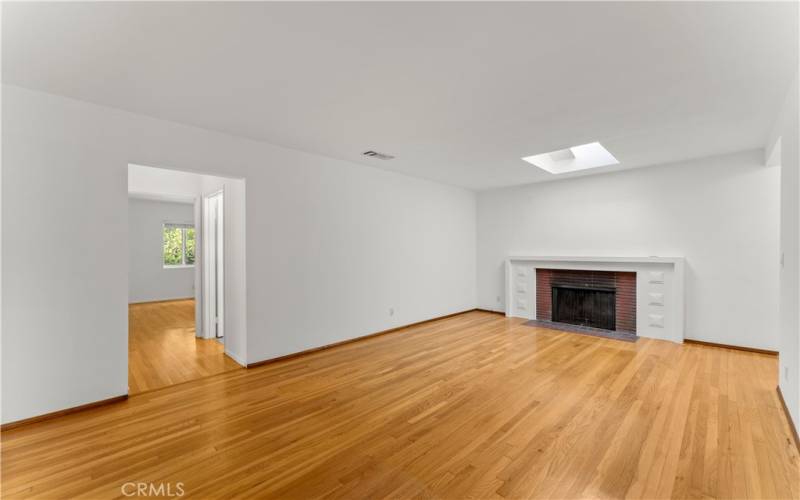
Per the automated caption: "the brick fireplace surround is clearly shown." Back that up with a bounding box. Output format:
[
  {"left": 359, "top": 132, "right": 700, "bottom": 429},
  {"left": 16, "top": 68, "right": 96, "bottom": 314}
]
[{"left": 536, "top": 269, "right": 637, "bottom": 334}]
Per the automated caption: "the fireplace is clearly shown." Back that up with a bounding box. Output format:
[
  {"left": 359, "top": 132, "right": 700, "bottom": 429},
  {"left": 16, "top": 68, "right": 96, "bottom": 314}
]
[
  {"left": 552, "top": 285, "right": 616, "bottom": 330},
  {"left": 508, "top": 256, "right": 684, "bottom": 342},
  {"left": 537, "top": 269, "right": 636, "bottom": 334}
]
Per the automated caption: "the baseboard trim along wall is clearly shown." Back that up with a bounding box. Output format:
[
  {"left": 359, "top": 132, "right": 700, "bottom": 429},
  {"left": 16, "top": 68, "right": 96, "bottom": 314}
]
[
  {"left": 684, "top": 339, "right": 778, "bottom": 356},
  {"left": 1, "top": 395, "right": 129, "bottom": 431},
  {"left": 128, "top": 297, "right": 194, "bottom": 305},
  {"left": 474, "top": 308, "right": 505, "bottom": 315},
  {"left": 777, "top": 386, "right": 800, "bottom": 452},
  {"left": 247, "top": 308, "right": 488, "bottom": 368}
]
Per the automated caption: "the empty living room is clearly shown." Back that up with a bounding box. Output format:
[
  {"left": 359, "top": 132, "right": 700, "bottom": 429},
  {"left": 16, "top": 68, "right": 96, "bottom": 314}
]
[{"left": 2, "top": 1, "right": 800, "bottom": 499}]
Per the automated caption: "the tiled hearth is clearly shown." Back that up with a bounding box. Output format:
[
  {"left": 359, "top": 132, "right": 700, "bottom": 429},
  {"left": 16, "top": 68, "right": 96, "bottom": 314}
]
[{"left": 523, "top": 319, "right": 638, "bottom": 342}]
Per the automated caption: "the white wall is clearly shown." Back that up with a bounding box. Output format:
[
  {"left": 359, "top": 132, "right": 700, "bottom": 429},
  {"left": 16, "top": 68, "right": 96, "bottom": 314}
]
[
  {"left": 1, "top": 85, "right": 477, "bottom": 423},
  {"left": 767, "top": 71, "right": 800, "bottom": 430},
  {"left": 128, "top": 198, "right": 195, "bottom": 303},
  {"left": 477, "top": 149, "right": 780, "bottom": 350},
  {"left": 129, "top": 165, "right": 202, "bottom": 200}
]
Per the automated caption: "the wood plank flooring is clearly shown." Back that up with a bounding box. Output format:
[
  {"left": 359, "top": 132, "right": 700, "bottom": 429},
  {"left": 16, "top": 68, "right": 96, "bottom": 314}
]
[
  {"left": 3, "top": 311, "right": 799, "bottom": 499},
  {"left": 128, "top": 299, "right": 241, "bottom": 394}
]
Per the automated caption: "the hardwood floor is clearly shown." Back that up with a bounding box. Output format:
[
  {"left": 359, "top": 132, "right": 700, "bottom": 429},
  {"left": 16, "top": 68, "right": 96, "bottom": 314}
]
[
  {"left": 128, "top": 299, "right": 241, "bottom": 394},
  {"left": 3, "top": 311, "right": 798, "bottom": 499}
]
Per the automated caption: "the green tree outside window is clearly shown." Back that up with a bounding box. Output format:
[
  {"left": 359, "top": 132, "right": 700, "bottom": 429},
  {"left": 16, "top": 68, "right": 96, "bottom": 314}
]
[
  {"left": 163, "top": 224, "right": 195, "bottom": 267},
  {"left": 185, "top": 228, "right": 196, "bottom": 265}
]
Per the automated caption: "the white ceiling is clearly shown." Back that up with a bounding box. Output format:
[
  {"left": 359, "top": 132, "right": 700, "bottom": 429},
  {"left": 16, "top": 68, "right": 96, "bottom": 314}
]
[{"left": 3, "top": 2, "right": 797, "bottom": 190}]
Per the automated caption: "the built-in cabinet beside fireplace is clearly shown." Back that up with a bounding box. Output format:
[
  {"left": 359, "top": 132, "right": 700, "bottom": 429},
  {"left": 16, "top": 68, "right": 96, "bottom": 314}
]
[{"left": 505, "top": 256, "right": 685, "bottom": 343}]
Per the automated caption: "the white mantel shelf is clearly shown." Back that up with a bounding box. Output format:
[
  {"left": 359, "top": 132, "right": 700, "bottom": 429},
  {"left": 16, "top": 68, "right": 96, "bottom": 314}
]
[
  {"left": 505, "top": 256, "right": 685, "bottom": 343},
  {"left": 508, "top": 256, "right": 685, "bottom": 264}
]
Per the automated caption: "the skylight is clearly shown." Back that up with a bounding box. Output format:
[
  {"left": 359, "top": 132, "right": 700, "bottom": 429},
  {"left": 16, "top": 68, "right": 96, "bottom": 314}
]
[{"left": 522, "top": 142, "right": 619, "bottom": 174}]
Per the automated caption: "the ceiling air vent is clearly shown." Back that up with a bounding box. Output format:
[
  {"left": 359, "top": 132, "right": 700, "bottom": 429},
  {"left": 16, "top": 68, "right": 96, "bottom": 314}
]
[{"left": 362, "top": 150, "right": 395, "bottom": 160}]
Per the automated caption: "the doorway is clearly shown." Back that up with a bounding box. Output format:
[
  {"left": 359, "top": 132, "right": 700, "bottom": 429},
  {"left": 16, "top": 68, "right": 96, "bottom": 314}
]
[{"left": 127, "top": 164, "right": 245, "bottom": 394}]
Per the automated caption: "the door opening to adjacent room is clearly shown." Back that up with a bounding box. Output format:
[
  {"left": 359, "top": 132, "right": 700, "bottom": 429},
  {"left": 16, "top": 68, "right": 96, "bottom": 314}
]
[{"left": 127, "top": 164, "right": 244, "bottom": 395}]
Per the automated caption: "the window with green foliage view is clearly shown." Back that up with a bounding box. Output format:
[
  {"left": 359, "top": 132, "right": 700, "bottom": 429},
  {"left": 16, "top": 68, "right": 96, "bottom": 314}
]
[{"left": 163, "top": 223, "right": 195, "bottom": 267}]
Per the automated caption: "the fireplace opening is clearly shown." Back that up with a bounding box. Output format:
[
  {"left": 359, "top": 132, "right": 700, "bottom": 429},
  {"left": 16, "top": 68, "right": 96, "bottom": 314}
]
[
  {"left": 536, "top": 269, "right": 636, "bottom": 335},
  {"left": 552, "top": 285, "right": 616, "bottom": 330}
]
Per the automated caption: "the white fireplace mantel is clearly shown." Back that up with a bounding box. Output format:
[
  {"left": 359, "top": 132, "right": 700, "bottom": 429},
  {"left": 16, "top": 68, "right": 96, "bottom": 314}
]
[{"left": 505, "top": 256, "right": 685, "bottom": 343}]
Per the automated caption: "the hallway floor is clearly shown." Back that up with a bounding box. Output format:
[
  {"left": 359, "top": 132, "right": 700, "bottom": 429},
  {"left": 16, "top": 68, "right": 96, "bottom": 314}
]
[{"left": 128, "top": 299, "right": 241, "bottom": 394}]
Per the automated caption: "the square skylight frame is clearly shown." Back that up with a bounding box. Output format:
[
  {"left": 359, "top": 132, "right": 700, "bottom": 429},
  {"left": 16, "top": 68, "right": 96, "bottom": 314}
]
[{"left": 522, "top": 142, "right": 619, "bottom": 174}]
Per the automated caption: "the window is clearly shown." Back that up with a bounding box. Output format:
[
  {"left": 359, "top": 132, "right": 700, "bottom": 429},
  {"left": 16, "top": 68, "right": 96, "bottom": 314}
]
[{"left": 163, "top": 223, "right": 195, "bottom": 267}]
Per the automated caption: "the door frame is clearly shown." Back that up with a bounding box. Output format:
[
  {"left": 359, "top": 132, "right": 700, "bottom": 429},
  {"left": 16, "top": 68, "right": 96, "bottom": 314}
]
[{"left": 202, "top": 189, "right": 225, "bottom": 340}]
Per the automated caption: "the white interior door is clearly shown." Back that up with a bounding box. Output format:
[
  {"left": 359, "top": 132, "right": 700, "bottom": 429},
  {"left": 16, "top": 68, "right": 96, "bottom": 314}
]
[{"left": 203, "top": 191, "right": 224, "bottom": 339}]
